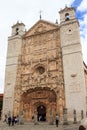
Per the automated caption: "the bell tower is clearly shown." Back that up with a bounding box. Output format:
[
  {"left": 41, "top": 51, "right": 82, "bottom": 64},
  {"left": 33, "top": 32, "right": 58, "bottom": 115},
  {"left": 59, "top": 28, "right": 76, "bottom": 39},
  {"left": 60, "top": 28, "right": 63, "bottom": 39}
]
[
  {"left": 12, "top": 21, "right": 25, "bottom": 36},
  {"left": 3, "top": 22, "right": 25, "bottom": 116},
  {"left": 59, "top": 6, "right": 86, "bottom": 120}
]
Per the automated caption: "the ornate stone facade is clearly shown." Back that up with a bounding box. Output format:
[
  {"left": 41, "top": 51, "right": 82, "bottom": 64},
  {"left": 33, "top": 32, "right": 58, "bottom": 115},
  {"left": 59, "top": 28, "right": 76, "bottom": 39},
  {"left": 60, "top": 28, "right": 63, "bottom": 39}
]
[
  {"left": 3, "top": 6, "right": 87, "bottom": 122},
  {"left": 13, "top": 20, "right": 65, "bottom": 121}
]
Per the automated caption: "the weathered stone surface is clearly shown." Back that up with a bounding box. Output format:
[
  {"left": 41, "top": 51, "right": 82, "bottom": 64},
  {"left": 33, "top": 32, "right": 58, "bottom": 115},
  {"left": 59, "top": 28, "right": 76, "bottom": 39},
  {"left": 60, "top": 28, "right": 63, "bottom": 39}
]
[{"left": 3, "top": 7, "right": 87, "bottom": 123}]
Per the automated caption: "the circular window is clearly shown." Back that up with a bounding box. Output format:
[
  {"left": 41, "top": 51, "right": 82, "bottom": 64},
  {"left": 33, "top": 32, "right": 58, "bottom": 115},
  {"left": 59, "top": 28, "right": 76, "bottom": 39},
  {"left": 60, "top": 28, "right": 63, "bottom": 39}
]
[{"left": 37, "top": 66, "right": 45, "bottom": 75}]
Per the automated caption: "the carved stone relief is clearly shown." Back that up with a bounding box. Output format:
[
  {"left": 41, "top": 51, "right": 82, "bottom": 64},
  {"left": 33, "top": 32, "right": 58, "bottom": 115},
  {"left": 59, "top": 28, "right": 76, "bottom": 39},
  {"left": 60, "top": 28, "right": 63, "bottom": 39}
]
[{"left": 14, "top": 24, "right": 64, "bottom": 121}]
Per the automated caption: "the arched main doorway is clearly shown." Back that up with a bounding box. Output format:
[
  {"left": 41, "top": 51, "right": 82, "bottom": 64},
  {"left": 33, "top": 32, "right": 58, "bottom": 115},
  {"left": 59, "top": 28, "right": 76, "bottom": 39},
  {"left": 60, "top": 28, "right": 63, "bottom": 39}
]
[
  {"left": 37, "top": 105, "right": 46, "bottom": 121},
  {"left": 19, "top": 87, "right": 57, "bottom": 121}
]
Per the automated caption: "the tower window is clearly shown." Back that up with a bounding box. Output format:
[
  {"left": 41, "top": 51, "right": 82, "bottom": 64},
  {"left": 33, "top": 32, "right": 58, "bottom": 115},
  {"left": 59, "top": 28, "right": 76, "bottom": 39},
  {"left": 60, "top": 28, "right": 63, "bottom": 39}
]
[
  {"left": 16, "top": 28, "right": 19, "bottom": 35},
  {"left": 65, "top": 13, "right": 70, "bottom": 21}
]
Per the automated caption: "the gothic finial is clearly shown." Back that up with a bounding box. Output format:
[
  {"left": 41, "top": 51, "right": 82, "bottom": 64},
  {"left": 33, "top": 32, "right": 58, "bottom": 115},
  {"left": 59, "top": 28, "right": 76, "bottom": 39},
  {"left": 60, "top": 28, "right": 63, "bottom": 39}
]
[
  {"left": 40, "top": 14, "right": 41, "bottom": 20},
  {"left": 17, "top": 21, "right": 19, "bottom": 23},
  {"left": 56, "top": 19, "right": 58, "bottom": 24}
]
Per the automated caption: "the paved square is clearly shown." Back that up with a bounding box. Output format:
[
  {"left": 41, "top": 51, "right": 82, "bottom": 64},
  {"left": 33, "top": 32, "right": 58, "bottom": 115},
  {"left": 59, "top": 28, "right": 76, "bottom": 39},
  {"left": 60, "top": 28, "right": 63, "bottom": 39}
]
[{"left": 0, "top": 121, "right": 79, "bottom": 130}]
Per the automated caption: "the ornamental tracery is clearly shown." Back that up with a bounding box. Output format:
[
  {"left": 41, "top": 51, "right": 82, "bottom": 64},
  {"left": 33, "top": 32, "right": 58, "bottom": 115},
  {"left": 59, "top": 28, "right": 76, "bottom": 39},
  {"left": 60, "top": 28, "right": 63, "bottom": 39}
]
[
  {"left": 14, "top": 27, "right": 65, "bottom": 120},
  {"left": 21, "top": 87, "right": 57, "bottom": 104}
]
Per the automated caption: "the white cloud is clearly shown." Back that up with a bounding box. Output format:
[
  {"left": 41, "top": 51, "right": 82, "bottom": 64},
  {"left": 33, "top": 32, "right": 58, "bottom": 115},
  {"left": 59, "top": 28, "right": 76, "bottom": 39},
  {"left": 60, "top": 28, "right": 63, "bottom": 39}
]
[
  {"left": 74, "top": 0, "right": 87, "bottom": 64},
  {"left": 78, "top": 12, "right": 87, "bottom": 64},
  {"left": 80, "top": 13, "right": 87, "bottom": 28},
  {"left": 81, "top": 37, "right": 87, "bottom": 65},
  {"left": 77, "top": 0, "right": 87, "bottom": 12}
]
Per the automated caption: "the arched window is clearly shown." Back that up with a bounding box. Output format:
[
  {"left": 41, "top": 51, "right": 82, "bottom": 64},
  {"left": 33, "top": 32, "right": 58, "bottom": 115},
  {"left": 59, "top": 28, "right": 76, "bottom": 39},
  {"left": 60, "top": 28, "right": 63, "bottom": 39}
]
[
  {"left": 65, "top": 13, "right": 70, "bottom": 21},
  {"left": 16, "top": 28, "right": 19, "bottom": 35}
]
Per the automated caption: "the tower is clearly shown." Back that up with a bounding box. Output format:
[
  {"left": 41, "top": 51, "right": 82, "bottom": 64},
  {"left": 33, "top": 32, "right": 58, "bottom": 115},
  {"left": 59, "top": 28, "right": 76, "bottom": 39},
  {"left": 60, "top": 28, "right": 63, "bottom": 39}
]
[
  {"left": 59, "top": 6, "right": 86, "bottom": 120},
  {"left": 3, "top": 22, "right": 25, "bottom": 116},
  {"left": 11, "top": 21, "right": 25, "bottom": 36}
]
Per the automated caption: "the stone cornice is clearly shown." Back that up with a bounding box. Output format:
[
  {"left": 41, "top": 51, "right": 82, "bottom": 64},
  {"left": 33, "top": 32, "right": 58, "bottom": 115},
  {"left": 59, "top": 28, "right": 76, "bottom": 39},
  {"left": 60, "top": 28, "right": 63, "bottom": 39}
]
[{"left": 59, "top": 18, "right": 79, "bottom": 27}]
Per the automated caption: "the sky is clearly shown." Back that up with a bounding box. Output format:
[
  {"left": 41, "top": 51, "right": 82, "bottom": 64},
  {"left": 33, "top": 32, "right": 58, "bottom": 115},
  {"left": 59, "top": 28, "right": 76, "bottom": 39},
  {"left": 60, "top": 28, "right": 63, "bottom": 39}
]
[{"left": 0, "top": 0, "right": 87, "bottom": 93}]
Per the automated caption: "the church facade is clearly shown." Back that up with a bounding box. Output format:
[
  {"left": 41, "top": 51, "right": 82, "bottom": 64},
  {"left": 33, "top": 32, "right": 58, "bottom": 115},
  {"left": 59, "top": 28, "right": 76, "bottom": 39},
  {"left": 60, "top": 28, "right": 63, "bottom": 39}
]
[{"left": 3, "top": 6, "right": 87, "bottom": 122}]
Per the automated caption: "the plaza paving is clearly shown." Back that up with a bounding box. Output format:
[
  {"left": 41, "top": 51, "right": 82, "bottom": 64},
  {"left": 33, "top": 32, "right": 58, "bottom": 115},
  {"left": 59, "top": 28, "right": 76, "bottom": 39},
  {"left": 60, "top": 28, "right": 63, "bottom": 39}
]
[{"left": 0, "top": 121, "right": 80, "bottom": 130}]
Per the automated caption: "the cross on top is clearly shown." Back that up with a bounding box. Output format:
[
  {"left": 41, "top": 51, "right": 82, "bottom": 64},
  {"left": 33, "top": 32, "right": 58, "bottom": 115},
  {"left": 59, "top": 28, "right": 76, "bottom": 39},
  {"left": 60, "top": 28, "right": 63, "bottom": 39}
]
[{"left": 39, "top": 10, "right": 42, "bottom": 20}]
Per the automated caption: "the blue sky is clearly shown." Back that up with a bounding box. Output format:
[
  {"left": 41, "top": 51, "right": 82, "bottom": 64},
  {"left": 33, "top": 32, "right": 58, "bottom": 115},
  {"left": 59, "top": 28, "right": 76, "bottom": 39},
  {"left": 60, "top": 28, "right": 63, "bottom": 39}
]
[
  {"left": 0, "top": 0, "right": 87, "bottom": 93},
  {"left": 74, "top": 0, "right": 87, "bottom": 65},
  {"left": 72, "top": 0, "right": 83, "bottom": 20}
]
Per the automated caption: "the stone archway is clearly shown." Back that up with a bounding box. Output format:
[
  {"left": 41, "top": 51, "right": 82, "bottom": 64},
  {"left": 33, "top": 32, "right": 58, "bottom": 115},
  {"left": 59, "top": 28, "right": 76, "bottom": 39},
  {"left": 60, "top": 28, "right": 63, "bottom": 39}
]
[{"left": 19, "top": 87, "right": 57, "bottom": 121}]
